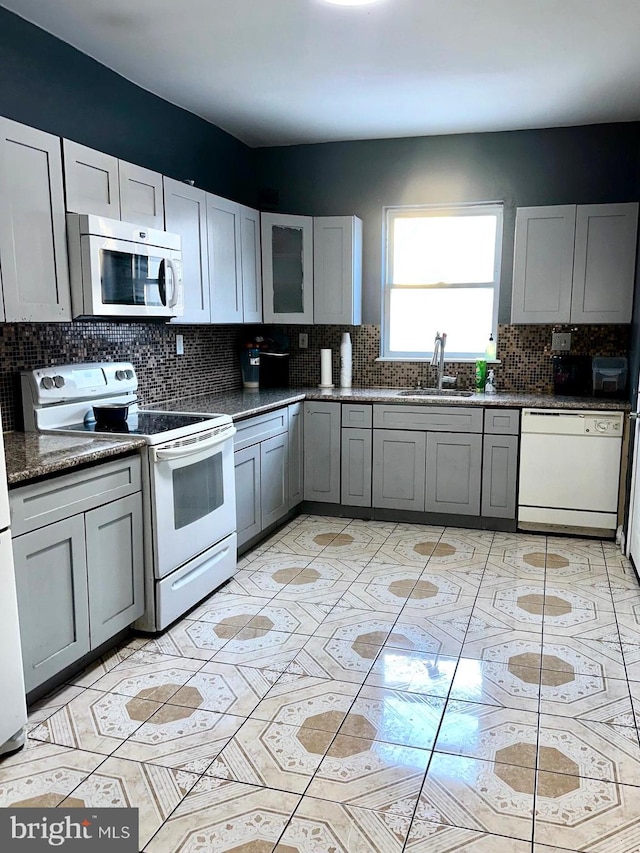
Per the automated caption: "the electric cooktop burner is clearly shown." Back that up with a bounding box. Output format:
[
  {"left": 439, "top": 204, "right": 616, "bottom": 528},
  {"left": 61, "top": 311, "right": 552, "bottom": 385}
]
[{"left": 64, "top": 411, "right": 214, "bottom": 437}]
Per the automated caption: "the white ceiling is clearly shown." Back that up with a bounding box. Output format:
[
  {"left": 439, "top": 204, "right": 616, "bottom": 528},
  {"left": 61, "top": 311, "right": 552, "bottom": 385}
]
[{"left": 3, "top": 0, "right": 640, "bottom": 147}]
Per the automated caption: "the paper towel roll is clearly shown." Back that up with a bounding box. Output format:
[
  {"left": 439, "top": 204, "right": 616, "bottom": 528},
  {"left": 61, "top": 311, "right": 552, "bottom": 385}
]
[{"left": 320, "top": 349, "right": 333, "bottom": 387}]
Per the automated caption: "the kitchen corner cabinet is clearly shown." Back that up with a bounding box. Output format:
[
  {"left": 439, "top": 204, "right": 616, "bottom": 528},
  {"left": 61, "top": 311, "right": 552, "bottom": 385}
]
[
  {"left": 10, "top": 455, "right": 144, "bottom": 693},
  {"left": 314, "top": 216, "right": 363, "bottom": 325},
  {"left": 262, "top": 213, "right": 314, "bottom": 324},
  {"left": 0, "top": 118, "right": 71, "bottom": 322},
  {"left": 511, "top": 202, "right": 639, "bottom": 324},
  {"left": 164, "top": 177, "right": 210, "bottom": 324},
  {"left": 303, "top": 402, "right": 341, "bottom": 502},
  {"left": 234, "top": 407, "right": 291, "bottom": 549},
  {"left": 63, "top": 138, "right": 164, "bottom": 229}
]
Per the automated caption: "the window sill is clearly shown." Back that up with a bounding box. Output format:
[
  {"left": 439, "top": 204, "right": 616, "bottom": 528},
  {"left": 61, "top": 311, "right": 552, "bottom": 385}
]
[{"left": 375, "top": 357, "right": 502, "bottom": 364}]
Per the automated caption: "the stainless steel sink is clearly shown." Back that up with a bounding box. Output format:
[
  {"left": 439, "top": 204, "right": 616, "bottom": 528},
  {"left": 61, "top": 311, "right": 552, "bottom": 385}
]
[{"left": 396, "top": 388, "right": 474, "bottom": 398}]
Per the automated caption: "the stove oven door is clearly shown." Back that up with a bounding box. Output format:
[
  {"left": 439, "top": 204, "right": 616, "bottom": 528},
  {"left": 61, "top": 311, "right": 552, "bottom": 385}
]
[{"left": 148, "top": 426, "right": 236, "bottom": 578}]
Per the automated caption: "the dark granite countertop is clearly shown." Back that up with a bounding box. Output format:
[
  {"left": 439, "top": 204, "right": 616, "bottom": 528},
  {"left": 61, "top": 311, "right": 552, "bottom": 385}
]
[
  {"left": 4, "top": 432, "right": 146, "bottom": 486},
  {"left": 147, "top": 386, "right": 631, "bottom": 419}
]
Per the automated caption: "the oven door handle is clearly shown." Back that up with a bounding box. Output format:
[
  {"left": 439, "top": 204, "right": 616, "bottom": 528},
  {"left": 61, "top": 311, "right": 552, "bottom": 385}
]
[{"left": 152, "top": 427, "right": 236, "bottom": 461}]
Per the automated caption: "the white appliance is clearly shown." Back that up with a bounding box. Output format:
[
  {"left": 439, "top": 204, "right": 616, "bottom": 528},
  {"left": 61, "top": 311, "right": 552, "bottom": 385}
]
[
  {"left": 67, "top": 214, "right": 184, "bottom": 320},
  {"left": 21, "top": 362, "right": 237, "bottom": 632},
  {"left": 0, "top": 408, "right": 28, "bottom": 757},
  {"left": 519, "top": 408, "right": 624, "bottom": 535}
]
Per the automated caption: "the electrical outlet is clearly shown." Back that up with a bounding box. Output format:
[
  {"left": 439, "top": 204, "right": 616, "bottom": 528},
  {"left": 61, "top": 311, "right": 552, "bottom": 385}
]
[
  {"left": 552, "top": 332, "right": 571, "bottom": 352},
  {"left": 176, "top": 334, "right": 184, "bottom": 356},
  {"left": 298, "top": 333, "right": 309, "bottom": 349}
]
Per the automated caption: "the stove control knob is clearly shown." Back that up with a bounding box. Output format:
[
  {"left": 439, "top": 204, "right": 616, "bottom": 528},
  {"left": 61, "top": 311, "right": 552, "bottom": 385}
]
[
  {"left": 53, "top": 375, "right": 65, "bottom": 388},
  {"left": 125, "top": 369, "right": 134, "bottom": 380},
  {"left": 40, "top": 376, "right": 54, "bottom": 390},
  {"left": 115, "top": 370, "right": 126, "bottom": 381}
]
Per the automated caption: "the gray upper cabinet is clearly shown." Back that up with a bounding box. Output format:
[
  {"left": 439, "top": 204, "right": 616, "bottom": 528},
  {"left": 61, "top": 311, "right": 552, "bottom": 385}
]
[
  {"left": 0, "top": 118, "right": 71, "bottom": 323},
  {"left": 571, "top": 203, "right": 639, "bottom": 323},
  {"left": 164, "top": 177, "right": 210, "bottom": 324},
  {"left": 313, "top": 215, "right": 362, "bottom": 325},
  {"left": 13, "top": 515, "right": 90, "bottom": 693},
  {"left": 304, "top": 401, "right": 341, "bottom": 502},
  {"left": 63, "top": 139, "right": 120, "bottom": 219},
  {"left": 373, "top": 429, "right": 426, "bottom": 512},
  {"left": 425, "top": 432, "right": 482, "bottom": 516},
  {"left": 262, "top": 213, "right": 314, "bottom": 324},
  {"left": 207, "top": 193, "right": 243, "bottom": 323},
  {"left": 240, "top": 205, "right": 263, "bottom": 323},
  {"left": 63, "top": 139, "right": 164, "bottom": 229},
  {"left": 512, "top": 203, "right": 638, "bottom": 324},
  {"left": 118, "top": 160, "right": 164, "bottom": 229}
]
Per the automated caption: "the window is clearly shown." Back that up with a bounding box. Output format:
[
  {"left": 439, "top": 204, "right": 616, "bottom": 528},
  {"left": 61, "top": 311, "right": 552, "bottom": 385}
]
[{"left": 382, "top": 203, "right": 503, "bottom": 360}]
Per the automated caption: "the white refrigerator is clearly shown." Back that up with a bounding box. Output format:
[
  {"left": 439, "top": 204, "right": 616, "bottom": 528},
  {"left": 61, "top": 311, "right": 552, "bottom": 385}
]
[{"left": 0, "top": 416, "right": 27, "bottom": 756}]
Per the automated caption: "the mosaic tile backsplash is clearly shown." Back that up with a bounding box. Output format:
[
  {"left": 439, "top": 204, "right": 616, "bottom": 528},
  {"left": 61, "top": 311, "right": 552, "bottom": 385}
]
[{"left": 0, "top": 321, "right": 629, "bottom": 432}]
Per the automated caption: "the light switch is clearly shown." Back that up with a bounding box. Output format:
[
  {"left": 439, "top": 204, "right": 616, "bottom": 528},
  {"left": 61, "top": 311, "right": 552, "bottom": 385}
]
[
  {"left": 552, "top": 332, "right": 571, "bottom": 351},
  {"left": 299, "top": 333, "right": 309, "bottom": 349},
  {"left": 176, "top": 334, "right": 184, "bottom": 356}
]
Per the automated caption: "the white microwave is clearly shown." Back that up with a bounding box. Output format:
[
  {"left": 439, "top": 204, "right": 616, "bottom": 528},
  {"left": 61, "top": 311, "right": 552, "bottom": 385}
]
[{"left": 67, "top": 213, "right": 184, "bottom": 320}]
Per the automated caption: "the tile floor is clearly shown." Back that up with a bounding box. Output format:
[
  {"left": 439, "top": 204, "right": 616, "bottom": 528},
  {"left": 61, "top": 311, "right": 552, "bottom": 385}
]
[{"left": 4, "top": 515, "right": 640, "bottom": 851}]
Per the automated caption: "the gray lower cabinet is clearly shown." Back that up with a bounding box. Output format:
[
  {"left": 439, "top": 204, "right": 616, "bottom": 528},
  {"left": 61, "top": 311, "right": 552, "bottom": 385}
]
[
  {"left": 425, "top": 432, "right": 482, "bottom": 516},
  {"left": 341, "top": 428, "right": 372, "bottom": 507},
  {"left": 288, "top": 402, "right": 304, "bottom": 509},
  {"left": 304, "top": 402, "right": 341, "bottom": 503},
  {"left": 13, "top": 516, "right": 90, "bottom": 693},
  {"left": 261, "top": 433, "right": 288, "bottom": 528},
  {"left": 234, "top": 444, "right": 262, "bottom": 548},
  {"left": 85, "top": 494, "right": 144, "bottom": 649},
  {"left": 372, "top": 429, "right": 426, "bottom": 511},
  {"left": 482, "top": 434, "right": 519, "bottom": 518}
]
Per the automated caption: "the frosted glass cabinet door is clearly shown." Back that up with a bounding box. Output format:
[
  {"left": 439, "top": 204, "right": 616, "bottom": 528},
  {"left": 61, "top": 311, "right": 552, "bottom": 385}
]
[
  {"left": 261, "top": 213, "right": 314, "bottom": 324},
  {"left": 0, "top": 117, "right": 71, "bottom": 322},
  {"left": 164, "top": 177, "right": 210, "bottom": 324},
  {"left": 63, "top": 139, "right": 121, "bottom": 218},
  {"left": 13, "top": 516, "right": 90, "bottom": 692},
  {"left": 511, "top": 205, "right": 575, "bottom": 324}
]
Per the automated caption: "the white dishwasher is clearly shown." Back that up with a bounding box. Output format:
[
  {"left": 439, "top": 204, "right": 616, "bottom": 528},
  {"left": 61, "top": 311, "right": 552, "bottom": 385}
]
[{"left": 518, "top": 408, "right": 624, "bottom": 535}]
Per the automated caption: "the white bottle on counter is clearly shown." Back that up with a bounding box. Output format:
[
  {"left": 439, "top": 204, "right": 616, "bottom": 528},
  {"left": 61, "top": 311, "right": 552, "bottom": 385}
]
[{"left": 340, "top": 332, "right": 352, "bottom": 388}]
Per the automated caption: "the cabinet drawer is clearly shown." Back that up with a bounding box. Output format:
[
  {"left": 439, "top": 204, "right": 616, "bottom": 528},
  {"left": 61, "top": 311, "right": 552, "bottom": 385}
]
[
  {"left": 10, "top": 455, "right": 142, "bottom": 537},
  {"left": 373, "top": 405, "right": 483, "bottom": 433},
  {"left": 484, "top": 408, "right": 520, "bottom": 435},
  {"left": 234, "top": 407, "right": 288, "bottom": 451},
  {"left": 342, "top": 404, "right": 372, "bottom": 429}
]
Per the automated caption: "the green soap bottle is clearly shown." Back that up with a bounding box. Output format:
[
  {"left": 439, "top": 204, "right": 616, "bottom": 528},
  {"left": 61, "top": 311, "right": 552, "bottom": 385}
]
[{"left": 475, "top": 358, "right": 487, "bottom": 392}]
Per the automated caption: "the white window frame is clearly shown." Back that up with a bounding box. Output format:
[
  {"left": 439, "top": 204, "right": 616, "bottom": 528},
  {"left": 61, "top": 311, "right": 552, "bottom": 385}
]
[{"left": 381, "top": 202, "right": 504, "bottom": 361}]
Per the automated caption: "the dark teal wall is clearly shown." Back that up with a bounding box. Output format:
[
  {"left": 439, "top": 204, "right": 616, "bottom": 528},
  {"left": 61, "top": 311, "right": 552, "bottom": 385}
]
[
  {"left": 0, "top": 7, "right": 256, "bottom": 205},
  {"left": 256, "top": 125, "right": 640, "bottom": 323}
]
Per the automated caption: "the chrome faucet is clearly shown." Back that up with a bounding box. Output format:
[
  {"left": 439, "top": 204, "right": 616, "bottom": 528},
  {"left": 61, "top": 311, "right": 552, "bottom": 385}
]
[{"left": 431, "top": 331, "right": 447, "bottom": 389}]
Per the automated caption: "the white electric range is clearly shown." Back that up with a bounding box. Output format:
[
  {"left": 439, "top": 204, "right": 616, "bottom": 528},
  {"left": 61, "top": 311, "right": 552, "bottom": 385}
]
[{"left": 21, "top": 362, "right": 237, "bottom": 631}]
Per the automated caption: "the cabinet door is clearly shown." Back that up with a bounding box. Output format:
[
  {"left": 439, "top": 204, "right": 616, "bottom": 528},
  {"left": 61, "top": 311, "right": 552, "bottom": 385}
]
[
  {"left": 261, "top": 433, "right": 289, "bottom": 528},
  {"left": 241, "top": 205, "right": 263, "bottom": 323},
  {"left": 164, "top": 177, "right": 210, "bottom": 324},
  {"left": 425, "top": 432, "right": 482, "bottom": 516},
  {"left": 13, "top": 516, "right": 90, "bottom": 692},
  {"left": 372, "top": 429, "right": 426, "bottom": 512},
  {"left": 234, "top": 444, "right": 262, "bottom": 548},
  {"left": 85, "top": 494, "right": 144, "bottom": 649},
  {"left": 0, "top": 118, "right": 71, "bottom": 322},
  {"left": 288, "top": 402, "right": 304, "bottom": 509},
  {"left": 482, "top": 434, "right": 518, "bottom": 519},
  {"left": 63, "top": 139, "right": 120, "bottom": 218},
  {"left": 341, "top": 428, "right": 372, "bottom": 507},
  {"left": 511, "top": 205, "right": 575, "bottom": 324},
  {"left": 207, "top": 194, "right": 243, "bottom": 323},
  {"left": 119, "top": 160, "right": 164, "bottom": 229},
  {"left": 571, "top": 203, "right": 639, "bottom": 323},
  {"left": 313, "top": 215, "right": 362, "bottom": 325},
  {"left": 304, "top": 402, "right": 341, "bottom": 502},
  {"left": 262, "top": 213, "right": 314, "bottom": 324}
]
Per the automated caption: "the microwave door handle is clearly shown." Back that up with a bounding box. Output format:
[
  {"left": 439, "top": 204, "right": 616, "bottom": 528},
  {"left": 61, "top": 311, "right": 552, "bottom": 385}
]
[
  {"left": 152, "top": 427, "right": 236, "bottom": 461},
  {"left": 158, "top": 258, "right": 168, "bottom": 306},
  {"left": 166, "top": 258, "right": 180, "bottom": 308}
]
